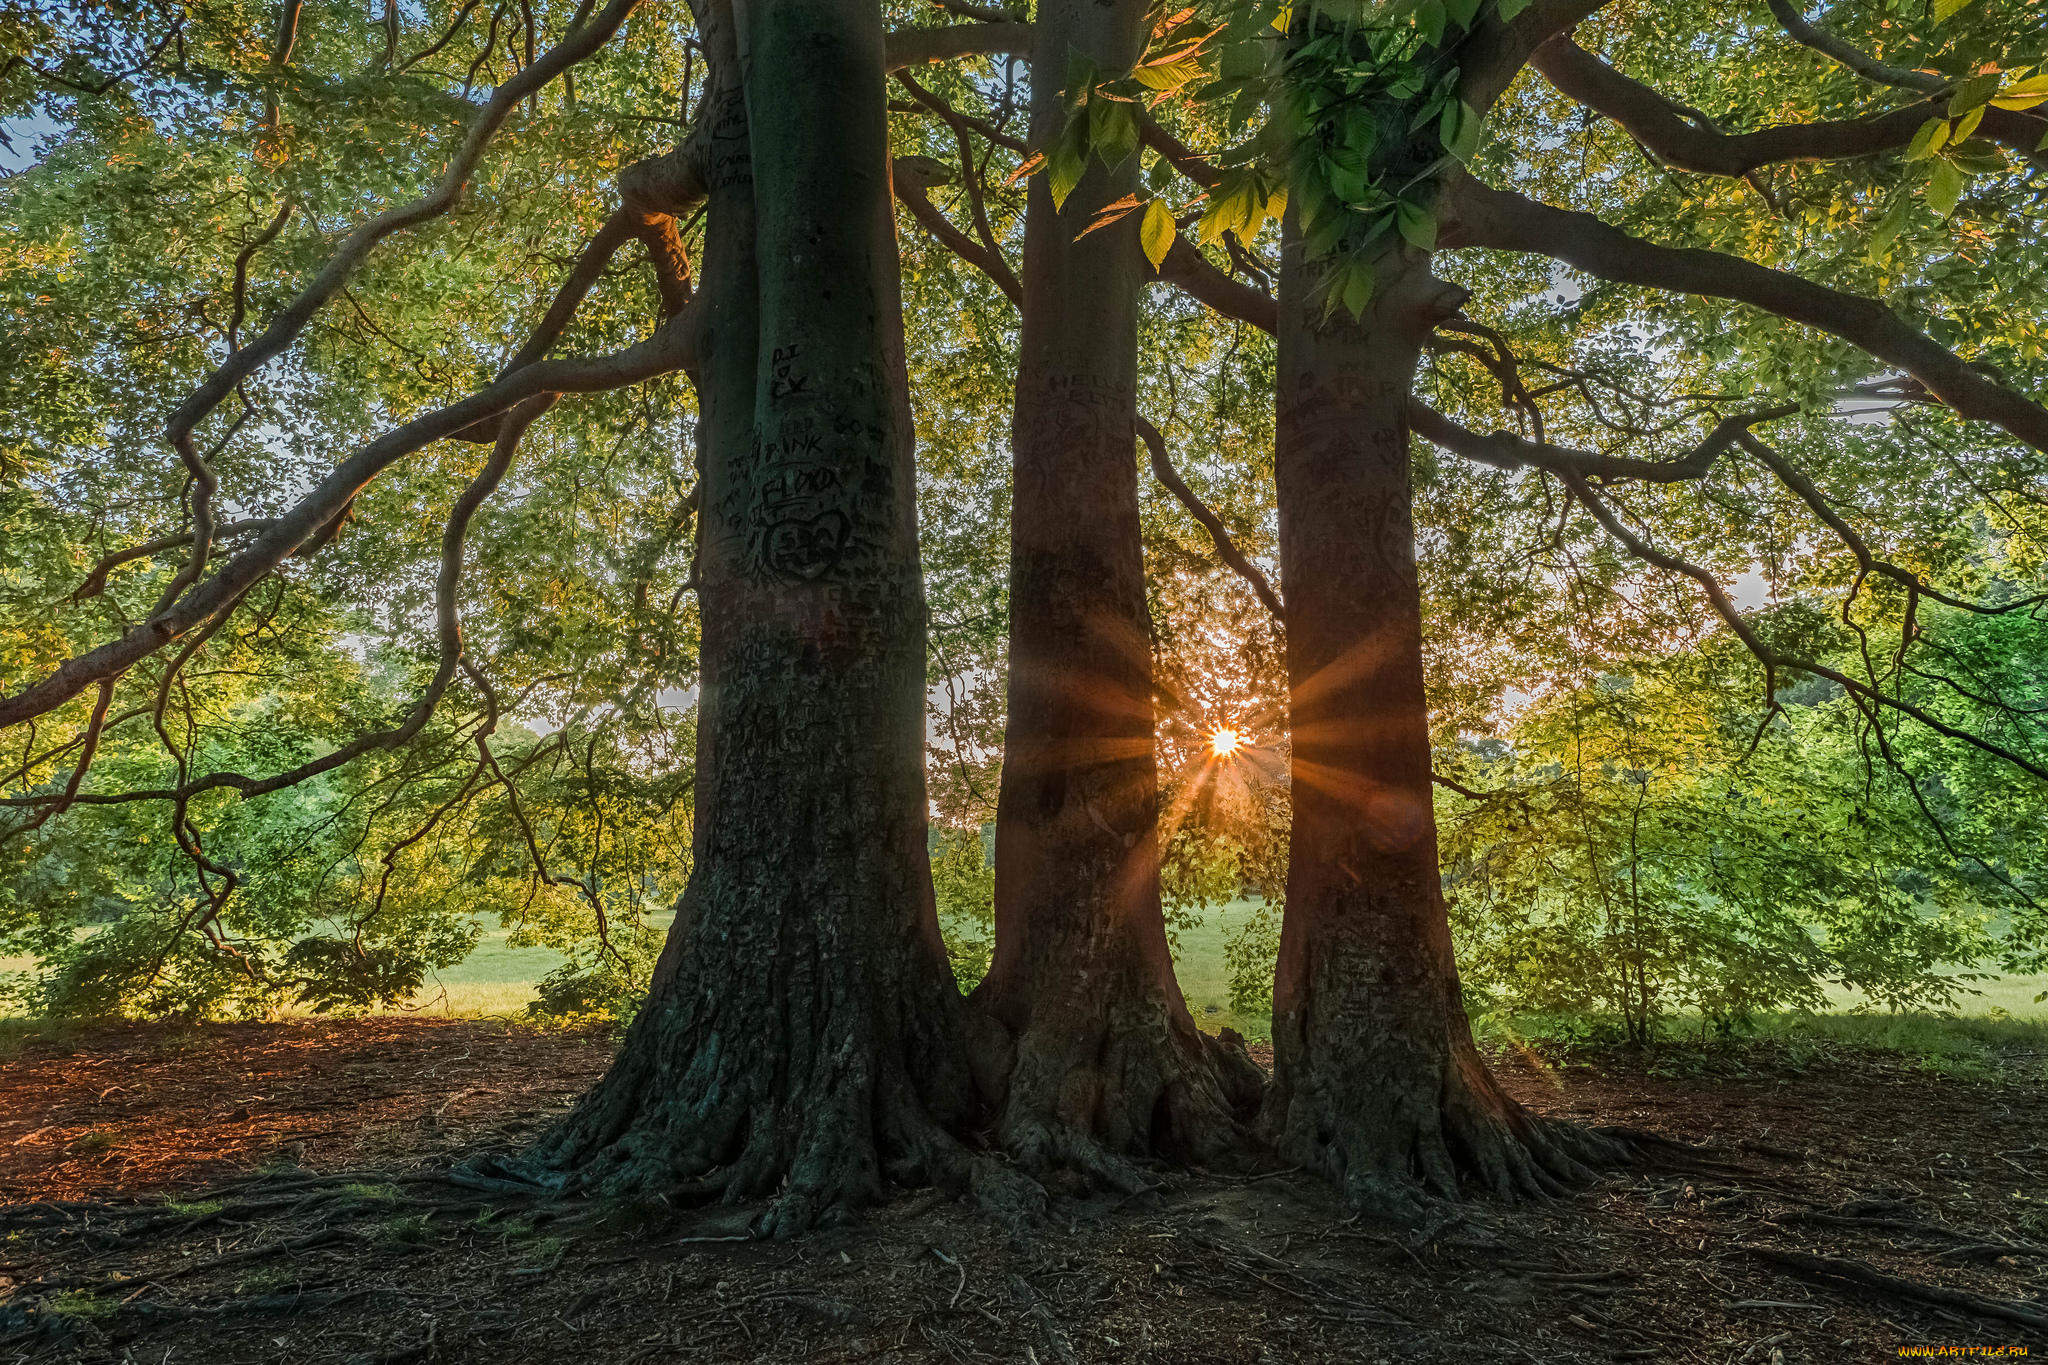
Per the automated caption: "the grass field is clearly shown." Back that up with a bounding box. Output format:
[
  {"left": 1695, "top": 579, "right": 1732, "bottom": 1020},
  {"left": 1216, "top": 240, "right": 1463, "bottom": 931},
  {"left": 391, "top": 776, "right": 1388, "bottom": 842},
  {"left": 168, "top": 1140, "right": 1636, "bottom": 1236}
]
[
  {"left": 394, "top": 897, "right": 2048, "bottom": 1037},
  {"left": 9, "top": 897, "right": 2044, "bottom": 1036}
]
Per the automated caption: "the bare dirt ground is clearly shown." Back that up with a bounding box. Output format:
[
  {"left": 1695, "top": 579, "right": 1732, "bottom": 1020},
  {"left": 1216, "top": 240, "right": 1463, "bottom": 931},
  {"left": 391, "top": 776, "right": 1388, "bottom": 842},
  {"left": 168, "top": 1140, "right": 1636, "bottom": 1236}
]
[{"left": 0, "top": 1018, "right": 2043, "bottom": 1363}]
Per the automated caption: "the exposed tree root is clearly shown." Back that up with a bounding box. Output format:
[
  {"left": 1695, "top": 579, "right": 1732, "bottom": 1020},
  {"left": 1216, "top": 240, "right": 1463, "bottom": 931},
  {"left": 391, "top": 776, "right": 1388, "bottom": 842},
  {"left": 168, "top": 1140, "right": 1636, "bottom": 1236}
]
[
  {"left": 521, "top": 920, "right": 1033, "bottom": 1240},
  {"left": 977, "top": 986, "right": 1265, "bottom": 1202},
  {"left": 1264, "top": 1033, "right": 1635, "bottom": 1220},
  {"left": 1745, "top": 1245, "right": 2048, "bottom": 1330}
]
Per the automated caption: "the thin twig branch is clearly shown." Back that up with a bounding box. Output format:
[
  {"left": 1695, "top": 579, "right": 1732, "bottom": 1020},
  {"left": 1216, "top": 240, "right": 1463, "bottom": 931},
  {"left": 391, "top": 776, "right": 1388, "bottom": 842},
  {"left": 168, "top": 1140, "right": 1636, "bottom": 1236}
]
[{"left": 1138, "top": 416, "right": 1286, "bottom": 622}]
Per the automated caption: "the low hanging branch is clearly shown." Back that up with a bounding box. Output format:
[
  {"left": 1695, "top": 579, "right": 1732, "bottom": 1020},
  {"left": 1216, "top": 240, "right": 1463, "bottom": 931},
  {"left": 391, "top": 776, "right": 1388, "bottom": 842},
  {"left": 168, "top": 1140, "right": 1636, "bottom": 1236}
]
[
  {"left": 3, "top": 394, "right": 563, "bottom": 814},
  {"left": 1738, "top": 431, "right": 2048, "bottom": 619},
  {"left": 1443, "top": 178, "right": 2048, "bottom": 454},
  {"left": 0, "top": 310, "right": 698, "bottom": 734},
  {"left": 1561, "top": 469, "right": 2048, "bottom": 784}
]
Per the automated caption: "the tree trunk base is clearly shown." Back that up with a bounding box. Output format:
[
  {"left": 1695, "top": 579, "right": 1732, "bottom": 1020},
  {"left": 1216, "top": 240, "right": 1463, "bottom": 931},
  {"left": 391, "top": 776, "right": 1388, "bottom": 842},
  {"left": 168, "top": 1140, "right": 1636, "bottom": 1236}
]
[
  {"left": 984, "top": 998, "right": 1264, "bottom": 1195},
  {"left": 1263, "top": 1036, "right": 1629, "bottom": 1219},
  {"left": 525, "top": 948, "right": 1026, "bottom": 1238}
]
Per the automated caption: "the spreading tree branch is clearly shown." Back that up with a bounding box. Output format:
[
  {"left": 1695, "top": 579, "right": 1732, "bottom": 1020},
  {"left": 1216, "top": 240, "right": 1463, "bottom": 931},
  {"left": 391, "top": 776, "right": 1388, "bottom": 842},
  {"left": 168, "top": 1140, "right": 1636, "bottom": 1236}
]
[
  {"left": 895, "top": 73, "right": 1021, "bottom": 300},
  {"left": 1563, "top": 471, "right": 2048, "bottom": 783},
  {"left": 1763, "top": 0, "right": 1945, "bottom": 95},
  {"left": 1532, "top": 35, "right": 2048, "bottom": 176},
  {"left": 884, "top": 22, "right": 1032, "bottom": 73},
  {"left": 0, "top": 312, "right": 697, "bottom": 734},
  {"left": 157, "top": 0, "right": 646, "bottom": 619},
  {"left": 894, "top": 157, "right": 1022, "bottom": 304},
  {"left": 1443, "top": 178, "right": 2048, "bottom": 453},
  {"left": 1410, "top": 403, "right": 1798, "bottom": 483}
]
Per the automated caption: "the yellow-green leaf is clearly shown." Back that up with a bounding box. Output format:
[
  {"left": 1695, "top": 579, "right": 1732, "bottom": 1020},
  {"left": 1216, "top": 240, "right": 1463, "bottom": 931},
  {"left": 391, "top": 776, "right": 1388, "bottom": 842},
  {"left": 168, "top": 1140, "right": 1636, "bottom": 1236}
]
[
  {"left": 1932, "top": 0, "right": 1978, "bottom": 19},
  {"left": 1139, "top": 198, "right": 1176, "bottom": 268},
  {"left": 1134, "top": 57, "right": 1206, "bottom": 92},
  {"left": 1904, "top": 117, "right": 1951, "bottom": 162},
  {"left": 1990, "top": 73, "right": 2048, "bottom": 110}
]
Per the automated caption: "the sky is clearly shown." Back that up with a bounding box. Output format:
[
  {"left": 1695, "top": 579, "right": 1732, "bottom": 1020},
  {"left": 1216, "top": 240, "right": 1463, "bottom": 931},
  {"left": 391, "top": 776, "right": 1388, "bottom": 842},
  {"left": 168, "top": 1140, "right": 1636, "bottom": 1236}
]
[{"left": 0, "top": 112, "right": 59, "bottom": 175}]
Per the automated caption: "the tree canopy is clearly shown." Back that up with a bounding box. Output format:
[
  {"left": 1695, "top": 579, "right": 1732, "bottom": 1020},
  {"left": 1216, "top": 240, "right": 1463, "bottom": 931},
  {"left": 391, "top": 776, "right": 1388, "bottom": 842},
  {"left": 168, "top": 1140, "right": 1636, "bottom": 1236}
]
[{"left": 2, "top": 0, "right": 2044, "bottom": 1063}]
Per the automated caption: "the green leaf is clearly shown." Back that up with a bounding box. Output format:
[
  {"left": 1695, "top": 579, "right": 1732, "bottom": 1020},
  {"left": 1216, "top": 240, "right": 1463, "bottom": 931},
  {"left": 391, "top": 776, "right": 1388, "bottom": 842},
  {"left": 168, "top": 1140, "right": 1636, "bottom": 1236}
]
[
  {"left": 1395, "top": 199, "right": 1437, "bottom": 252},
  {"left": 1903, "top": 117, "right": 1951, "bottom": 162},
  {"left": 1440, "top": 99, "right": 1484, "bottom": 164},
  {"left": 1931, "top": 0, "right": 1977, "bottom": 20},
  {"left": 1951, "top": 104, "right": 1985, "bottom": 143},
  {"left": 1090, "top": 99, "right": 1138, "bottom": 171},
  {"left": 1303, "top": 209, "right": 1347, "bottom": 258},
  {"left": 1048, "top": 143, "right": 1086, "bottom": 212},
  {"left": 1445, "top": 0, "right": 1481, "bottom": 30},
  {"left": 1414, "top": 0, "right": 1447, "bottom": 46},
  {"left": 1497, "top": 0, "right": 1530, "bottom": 18},
  {"left": 1140, "top": 198, "right": 1177, "bottom": 269},
  {"left": 1947, "top": 139, "right": 2007, "bottom": 175},
  {"left": 1219, "top": 38, "right": 1268, "bottom": 80},
  {"left": 1866, "top": 192, "right": 1911, "bottom": 259},
  {"left": 1925, "top": 157, "right": 1965, "bottom": 217},
  {"left": 1948, "top": 73, "right": 2000, "bottom": 118},
  {"left": 1340, "top": 261, "right": 1374, "bottom": 319}
]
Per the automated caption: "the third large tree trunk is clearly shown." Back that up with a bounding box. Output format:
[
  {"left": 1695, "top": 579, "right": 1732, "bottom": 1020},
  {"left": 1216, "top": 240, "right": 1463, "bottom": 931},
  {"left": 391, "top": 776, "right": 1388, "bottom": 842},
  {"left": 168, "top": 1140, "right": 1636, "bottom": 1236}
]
[
  {"left": 1263, "top": 221, "right": 1615, "bottom": 1213},
  {"left": 973, "top": 0, "right": 1259, "bottom": 1179},
  {"left": 535, "top": 0, "right": 1004, "bottom": 1236}
]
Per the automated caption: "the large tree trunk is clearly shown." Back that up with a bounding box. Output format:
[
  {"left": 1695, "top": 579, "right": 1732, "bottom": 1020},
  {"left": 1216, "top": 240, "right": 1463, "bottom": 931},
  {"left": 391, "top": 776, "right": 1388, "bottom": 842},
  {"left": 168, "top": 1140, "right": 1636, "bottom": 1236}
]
[
  {"left": 972, "top": 0, "right": 1259, "bottom": 1183},
  {"left": 534, "top": 0, "right": 1004, "bottom": 1237},
  {"left": 1263, "top": 222, "right": 1616, "bottom": 1214}
]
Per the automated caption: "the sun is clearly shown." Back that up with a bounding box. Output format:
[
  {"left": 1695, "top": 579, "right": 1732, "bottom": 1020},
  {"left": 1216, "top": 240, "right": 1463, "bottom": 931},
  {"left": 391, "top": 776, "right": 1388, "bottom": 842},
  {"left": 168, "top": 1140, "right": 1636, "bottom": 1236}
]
[{"left": 1208, "top": 727, "right": 1243, "bottom": 760}]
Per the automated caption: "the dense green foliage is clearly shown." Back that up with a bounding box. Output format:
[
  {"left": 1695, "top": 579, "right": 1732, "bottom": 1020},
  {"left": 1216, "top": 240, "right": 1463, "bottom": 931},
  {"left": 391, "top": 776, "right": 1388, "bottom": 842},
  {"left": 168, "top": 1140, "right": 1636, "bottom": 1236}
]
[{"left": 3, "top": 0, "right": 2045, "bottom": 1033}]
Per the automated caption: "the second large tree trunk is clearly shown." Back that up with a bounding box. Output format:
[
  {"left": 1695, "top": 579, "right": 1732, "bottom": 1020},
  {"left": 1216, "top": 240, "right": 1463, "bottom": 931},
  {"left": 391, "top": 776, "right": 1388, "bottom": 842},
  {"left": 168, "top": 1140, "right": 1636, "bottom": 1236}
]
[
  {"left": 534, "top": 0, "right": 1003, "bottom": 1236},
  {"left": 1264, "top": 224, "right": 1615, "bottom": 1214},
  {"left": 973, "top": 0, "right": 1258, "bottom": 1180}
]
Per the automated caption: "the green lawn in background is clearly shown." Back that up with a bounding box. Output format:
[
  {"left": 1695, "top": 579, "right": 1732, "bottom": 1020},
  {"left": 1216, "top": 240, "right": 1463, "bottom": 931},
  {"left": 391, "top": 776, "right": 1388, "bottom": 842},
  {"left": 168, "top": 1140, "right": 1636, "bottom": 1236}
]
[
  {"left": 397, "top": 896, "right": 2048, "bottom": 1033},
  {"left": 6, "top": 897, "right": 2042, "bottom": 1032}
]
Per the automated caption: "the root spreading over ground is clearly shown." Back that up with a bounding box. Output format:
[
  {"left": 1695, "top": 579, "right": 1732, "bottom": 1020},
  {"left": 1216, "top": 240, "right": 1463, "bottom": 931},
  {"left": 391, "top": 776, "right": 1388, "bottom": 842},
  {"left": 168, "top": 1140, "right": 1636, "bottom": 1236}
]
[{"left": 1, "top": 1017, "right": 2044, "bottom": 1363}]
